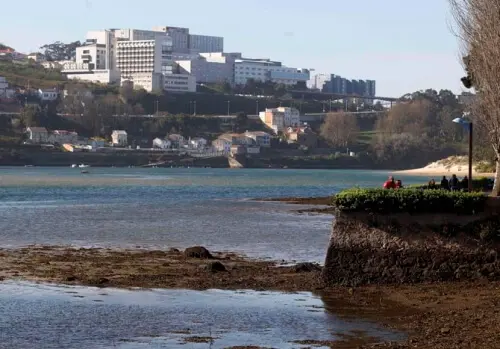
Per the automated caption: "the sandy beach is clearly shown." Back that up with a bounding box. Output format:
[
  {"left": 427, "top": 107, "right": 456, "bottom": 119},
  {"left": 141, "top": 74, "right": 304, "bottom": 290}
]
[{"left": 395, "top": 160, "right": 495, "bottom": 177}]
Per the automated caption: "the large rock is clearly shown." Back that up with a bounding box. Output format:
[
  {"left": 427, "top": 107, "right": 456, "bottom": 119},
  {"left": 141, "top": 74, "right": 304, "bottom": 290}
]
[
  {"left": 322, "top": 210, "right": 500, "bottom": 286},
  {"left": 184, "top": 246, "right": 213, "bottom": 259},
  {"left": 205, "top": 261, "right": 227, "bottom": 273}
]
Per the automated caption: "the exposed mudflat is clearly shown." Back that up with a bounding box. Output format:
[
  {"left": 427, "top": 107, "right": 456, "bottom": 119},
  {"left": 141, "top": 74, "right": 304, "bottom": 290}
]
[{"left": 0, "top": 246, "right": 499, "bottom": 348}]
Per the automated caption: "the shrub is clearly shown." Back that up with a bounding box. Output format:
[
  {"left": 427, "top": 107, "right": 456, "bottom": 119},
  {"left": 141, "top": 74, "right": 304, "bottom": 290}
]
[{"left": 333, "top": 188, "right": 487, "bottom": 215}]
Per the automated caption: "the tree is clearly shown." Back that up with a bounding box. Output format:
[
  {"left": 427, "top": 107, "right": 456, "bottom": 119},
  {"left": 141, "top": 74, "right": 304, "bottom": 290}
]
[
  {"left": 234, "top": 112, "right": 248, "bottom": 132},
  {"left": 449, "top": 0, "right": 500, "bottom": 195},
  {"left": 320, "top": 112, "right": 360, "bottom": 148},
  {"left": 40, "top": 41, "right": 81, "bottom": 61},
  {"left": 19, "top": 105, "right": 41, "bottom": 127}
]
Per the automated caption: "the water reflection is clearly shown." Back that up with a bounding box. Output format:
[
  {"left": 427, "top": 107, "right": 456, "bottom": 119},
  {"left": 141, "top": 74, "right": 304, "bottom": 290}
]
[{"left": 0, "top": 281, "right": 401, "bottom": 349}]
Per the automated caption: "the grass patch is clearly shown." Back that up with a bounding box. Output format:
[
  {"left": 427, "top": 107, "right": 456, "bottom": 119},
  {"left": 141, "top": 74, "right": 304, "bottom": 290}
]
[{"left": 333, "top": 188, "right": 487, "bottom": 215}]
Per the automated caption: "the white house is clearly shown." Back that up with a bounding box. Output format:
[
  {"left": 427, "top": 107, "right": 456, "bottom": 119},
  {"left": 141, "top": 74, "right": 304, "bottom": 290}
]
[
  {"left": 153, "top": 137, "right": 171, "bottom": 149},
  {"left": 38, "top": 89, "right": 59, "bottom": 102},
  {"left": 189, "top": 137, "right": 208, "bottom": 149},
  {"left": 25, "top": 127, "right": 49, "bottom": 144},
  {"left": 111, "top": 130, "right": 128, "bottom": 146}
]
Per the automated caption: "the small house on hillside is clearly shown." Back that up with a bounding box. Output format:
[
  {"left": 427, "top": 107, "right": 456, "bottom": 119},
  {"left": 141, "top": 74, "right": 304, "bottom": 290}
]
[
  {"left": 111, "top": 130, "right": 128, "bottom": 146},
  {"left": 189, "top": 137, "right": 208, "bottom": 149},
  {"left": 38, "top": 89, "right": 59, "bottom": 102},
  {"left": 153, "top": 138, "right": 171, "bottom": 149},
  {"left": 167, "top": 134, "right": 186, "bottom": 148},
  {"left": 26, "top": 127, "right": 48, "bottom": 144},
  {"left": 245, "top": 131, "right": 271, "bottom": 148}
]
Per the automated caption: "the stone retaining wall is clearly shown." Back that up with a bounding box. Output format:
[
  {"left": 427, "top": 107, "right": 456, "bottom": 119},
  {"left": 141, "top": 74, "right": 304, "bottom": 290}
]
[{"left": 322, "top": 211, "right": 500, "bottom": 286}]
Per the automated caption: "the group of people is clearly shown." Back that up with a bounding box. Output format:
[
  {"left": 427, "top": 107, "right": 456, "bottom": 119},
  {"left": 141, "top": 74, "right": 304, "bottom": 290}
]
[
  {"left": 382, "top": 174, "right": 470, "bottom": 191},
  {"left": 428, "top": 175, "right": 469, "bottom": 191},
  {"left": 383, "top": 176, "right": 404, "bottom": 189}
]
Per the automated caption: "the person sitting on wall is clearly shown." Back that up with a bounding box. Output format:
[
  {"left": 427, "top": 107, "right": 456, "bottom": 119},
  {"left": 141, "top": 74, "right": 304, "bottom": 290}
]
[
  {"left": 440, "top": 176, "right": 450, "bottom": 190},
  {"left": 428, "top": 179, "right": 437, "bottom": 189},
  {"left": 461, "top": 176, "right": 469, "bottom": 191},
  {"left": 395, "top": 179, "right": 403, "bottom": 189},
  {"left": 383, "top": 176, "right": 396, "bottom": 189},
  {"left": 450, "top": 174, "right": 460, "bottom": 191}
]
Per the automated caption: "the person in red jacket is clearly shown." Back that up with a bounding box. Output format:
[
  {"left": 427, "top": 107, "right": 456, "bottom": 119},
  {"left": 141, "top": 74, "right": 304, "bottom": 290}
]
[{"left": 383, "top": 176, "right": 396, "bottom": 189}]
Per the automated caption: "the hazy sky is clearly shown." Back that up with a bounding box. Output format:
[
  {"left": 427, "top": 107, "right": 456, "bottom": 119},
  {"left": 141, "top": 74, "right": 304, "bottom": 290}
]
[{"left": 1, "top": 0, "right": 466, "bottom": 97}]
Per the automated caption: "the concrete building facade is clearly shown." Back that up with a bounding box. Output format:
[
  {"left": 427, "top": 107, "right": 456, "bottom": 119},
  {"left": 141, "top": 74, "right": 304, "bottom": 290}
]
[
  {"left": 163, "top": 73, "right": 196, "bottom": 92},
  {"left": 234, "top": 58, "right": 309, "bottom": 86},
  {"left": 176, "top": 52, "right": 238, "bottom": 84}
]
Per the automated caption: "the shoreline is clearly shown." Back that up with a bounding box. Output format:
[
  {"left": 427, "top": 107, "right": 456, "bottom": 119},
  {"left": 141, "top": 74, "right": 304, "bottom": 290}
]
[
  {"left": 1, "top": 245, "right": 499, "bottom": 348},
  {"left": 394, "top": 167, "right": 495, "bottom": 177}
]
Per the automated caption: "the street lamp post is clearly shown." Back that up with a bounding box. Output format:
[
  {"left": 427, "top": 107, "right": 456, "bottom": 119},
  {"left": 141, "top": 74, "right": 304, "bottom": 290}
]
[{"left": 453, "top": 114, "right": 473, "bottom": 192}]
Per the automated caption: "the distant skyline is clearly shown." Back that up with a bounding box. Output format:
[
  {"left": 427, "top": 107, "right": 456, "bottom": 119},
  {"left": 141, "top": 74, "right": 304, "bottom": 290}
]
[{"left": 1, "top": 0, "right": 466, "bottom": 97}]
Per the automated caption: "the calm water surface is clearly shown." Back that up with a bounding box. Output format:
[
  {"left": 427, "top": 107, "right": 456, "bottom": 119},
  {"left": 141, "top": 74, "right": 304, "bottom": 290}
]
[
  {"left": 0, "top": 281, "right": 402, "bottom": 349},
  {"left": 0, "top": 167, "right": 424, "bottom": 262}
]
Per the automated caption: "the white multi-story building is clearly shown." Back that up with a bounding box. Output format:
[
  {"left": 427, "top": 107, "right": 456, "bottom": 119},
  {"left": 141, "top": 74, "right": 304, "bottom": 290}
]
[
  {"left": 62, "top": 30, "right": 120, "bottom": 84},
  {"left": 116, "top": 35, "right": 174, "bottom": 91},
  {"left": 176, "top": 52, "right": 240, "bottom": 84},
  {"left": 74, "top": 44, "right": 107, "bottom": 70},
  {"left": 234, "top": 58, "right": 310, "bottom": 86}
]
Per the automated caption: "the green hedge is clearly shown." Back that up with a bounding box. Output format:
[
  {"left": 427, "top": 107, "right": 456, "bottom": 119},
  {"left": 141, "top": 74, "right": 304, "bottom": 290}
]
[{"left": 333, "top": 188, "right": 487, "bottom": 215}]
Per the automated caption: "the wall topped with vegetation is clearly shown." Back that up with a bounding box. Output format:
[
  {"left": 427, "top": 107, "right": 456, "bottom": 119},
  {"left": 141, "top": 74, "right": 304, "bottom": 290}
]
[{"left": 323, "top": 187, "right": 500, "bottom": 286}]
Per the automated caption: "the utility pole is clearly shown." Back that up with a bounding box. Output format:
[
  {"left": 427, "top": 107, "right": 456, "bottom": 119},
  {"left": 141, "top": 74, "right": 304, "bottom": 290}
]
[
  {"left": 193, "top": 101, "right": 197, "bottom": 116},
  {"left": 256, "top": 100, "right": 259, "bottom": 115},
  {"left": 155, "top": 99, "right": 159, "bottom": 115},
  {"left": 227, "top": 100, "right": 230, "bottom": 116}
]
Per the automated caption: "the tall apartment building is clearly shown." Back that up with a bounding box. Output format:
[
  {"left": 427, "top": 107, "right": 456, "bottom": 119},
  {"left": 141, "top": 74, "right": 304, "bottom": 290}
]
[
  {"left": 318, "top": 74, "right": 376, "bottom": 97},
  {"left": 234, "top": 58, "right": 309, "bottom": 86},
  {"left": 116, "top": 36, "right": 174, "bottom": 91}
]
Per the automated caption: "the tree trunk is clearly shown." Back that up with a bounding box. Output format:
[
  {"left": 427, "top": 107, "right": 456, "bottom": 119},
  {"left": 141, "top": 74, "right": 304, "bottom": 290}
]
[{"left": 492, "top": 157, "right": 500, "bottom": 196}]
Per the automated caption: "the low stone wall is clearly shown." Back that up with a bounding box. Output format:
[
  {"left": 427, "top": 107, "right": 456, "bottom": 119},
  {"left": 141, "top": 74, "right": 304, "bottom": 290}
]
[{"left": 322, "top": 210, "right": 500, "bottom": 286}]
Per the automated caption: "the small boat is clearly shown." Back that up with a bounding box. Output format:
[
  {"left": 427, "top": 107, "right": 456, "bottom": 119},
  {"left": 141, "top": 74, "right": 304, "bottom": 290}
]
[
  {"left": 71, "top": 164, "right": 77, "bottom": 168},
  {"left": 78, "top": 164, "right": 90, "bottom": 168},
  {"left": 81, "top": 170, "right": 89, "bottom": 174}
]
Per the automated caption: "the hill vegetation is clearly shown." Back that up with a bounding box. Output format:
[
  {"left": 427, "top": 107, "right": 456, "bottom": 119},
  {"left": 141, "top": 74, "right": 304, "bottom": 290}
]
[{"left": 0, "top": 61, "right": 67, "bottom": 89}]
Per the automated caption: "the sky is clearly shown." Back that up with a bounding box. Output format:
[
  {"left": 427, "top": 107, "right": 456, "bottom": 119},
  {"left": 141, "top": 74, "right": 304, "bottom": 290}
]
[{"left": 0, "top": 0, "right": 466, "bottom": 97}]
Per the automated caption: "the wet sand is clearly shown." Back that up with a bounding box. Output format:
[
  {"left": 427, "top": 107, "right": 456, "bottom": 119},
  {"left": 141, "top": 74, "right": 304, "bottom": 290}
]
[{"left": 1, "top": 246, "right": 499, "bottom": 348}]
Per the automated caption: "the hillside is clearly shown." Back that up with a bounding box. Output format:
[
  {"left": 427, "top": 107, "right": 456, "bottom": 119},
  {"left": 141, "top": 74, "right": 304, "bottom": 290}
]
[
  {"left": 0, "top": 61, "right": 67, "bottom": 89},
  {"left": 0, "top": 43, "right": 13, "bottom": 51}
]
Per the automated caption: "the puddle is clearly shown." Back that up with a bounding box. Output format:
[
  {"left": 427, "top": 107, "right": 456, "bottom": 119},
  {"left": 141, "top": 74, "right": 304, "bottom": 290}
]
[{"left": 0, "top": 281, "right": 402, "bottom": 348}]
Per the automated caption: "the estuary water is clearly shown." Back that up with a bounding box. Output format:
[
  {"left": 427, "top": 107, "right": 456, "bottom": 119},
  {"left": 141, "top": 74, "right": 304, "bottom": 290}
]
[
  {"left": 0, "top": 167, "right": 420, "bottom": 348},
  {"left": 0, "top": 167, "right": 423, "bottom": 262}
]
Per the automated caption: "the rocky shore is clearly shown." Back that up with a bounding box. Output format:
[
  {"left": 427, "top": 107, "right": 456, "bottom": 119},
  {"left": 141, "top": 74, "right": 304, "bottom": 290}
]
[{"left": 1, "top": 245, "right": 500, "bottom": 348}]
